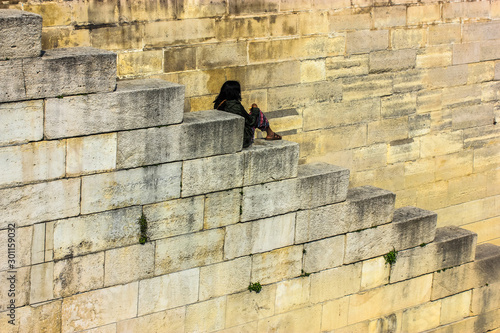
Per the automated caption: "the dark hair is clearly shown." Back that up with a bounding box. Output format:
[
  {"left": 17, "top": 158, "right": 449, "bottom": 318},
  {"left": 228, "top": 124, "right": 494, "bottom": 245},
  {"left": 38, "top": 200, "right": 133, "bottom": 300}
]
[{"left": 213, "top": 80, "right": 241, "bottom": 109}]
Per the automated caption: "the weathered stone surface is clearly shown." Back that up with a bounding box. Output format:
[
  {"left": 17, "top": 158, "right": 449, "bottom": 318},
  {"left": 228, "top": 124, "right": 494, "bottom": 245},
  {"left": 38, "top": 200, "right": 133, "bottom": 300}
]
[
  {"left": 0, "top": 10, "right": 42, "bottom": 59},
  {"left": 5, "top": 300, "right": 62, "bottom": 333},
  {"left": 257, "top": 305, "right": 322, "bottom": 333},
  {"left": 117, "top": 110, "right": 243, "bottom": 169},
  {"left": 440, "top": 291, "right": 472, "bottom": 325},
  {"left": 182, "top": 153, "right": 243, "bottom": 197},
  {"left": 241, "top": 163, "right": 349, "bottom": 222},
  {"left": 104, "top": 243, "right": 155, "bottom": 286},
  {"left": 344, "top": 206, "right": 437, "bottom": 264},
  {"left": 199, "top": 257, "right": 251, "bottom": 301},
  {"left": 303, "top": 236, "right": 344, "bottom": 273},
  {"left": 30, "top": 262, "right": 53, "bottom": 304},
  {"left": 243, "top": 140, "right": 299, "bottom": 186},
  {"left": 138, "top": 268, "right": 199, "bottom": 316},
  {"left": 346, "top": 30, "right": 389, "bottom": 55},
  {"left": 326, "top": 55, "right": 369, "bottom": 79},
  {"left": 390, "top": 226, "right": 477, "bottom": 283},
  {"left": 0, "top": 100, "right": 43, "bottom": 147},
  {"left": 0, "top": 225, "right": 32, "bottom": 271},
  {"left": 321, "top": 296, "right": 350, "bottom": 331},
  {"left": 62, "top": 282, "right": 138, "bottom": 332},
  {"left": 0, "top": 266, "right": 30, "bottom": 312},
  {"left": 224, "top": 213, "right": 296, "bottom": 259},
  {"left": 81, "top": 162, "right": 182, "bottom": 214},
  {"left": 144, "top": 196, "right": 204, "bottom": 241},
  {"left": 369, "top": 49, "right": 416, "bottom": 73},
  {"left": 226, "top": 284, "right": 276, "bottom": 327},
  {"left": 185, "top": 297, "right": 226, "bottom": 333},
  {"left": 361, "top": 256, "right": 390, "bottom": 290},
  {"left": 0, "top": 140, "right": 66, "bottom": 187},
  {"left": 275, "top": 276, "right": 310, "bottom": 314},
  {"left": 53, "top": 206, "right": 141, "bottom": 260},
  {"left": 54, "top": 252, "right": 104, "bottom": 298},
  {"left": 204, "top": 189, "right": 241, "bottom": 229},
  {"left": 66, "top": 133, "right": 117, "bottom": 176},
  {"left": 401, "top": 302, "right": 441, "bottom": 332},
  {"left": 295, "top": 185, "right": 395, "bottom": 243},
  {"left": 310, "top": 263, "right": 362, "bottom": 303},
  {"left": 0, "top": 178, "right": 80, "bottom": 229},
  {"left": 116, "top": 307, "right": 185, "bottom": 333},
  {"left": 251, "top": 245, "right": 303, "bottom": 284},
  {"left": 45, "top": 79, "right": 184, "bottom": 139},
  {"left": 155, "top": 229, "right": 224, "bottom": 275}
]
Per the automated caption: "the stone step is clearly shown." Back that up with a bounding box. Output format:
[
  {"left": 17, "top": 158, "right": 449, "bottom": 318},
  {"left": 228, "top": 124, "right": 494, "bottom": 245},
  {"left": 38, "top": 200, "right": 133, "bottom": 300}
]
[
  {"left": 45, "top": 79, "right": 184, "bottom": 139},
  {"left": 241, "top": 162, "right": 350, "bottom": 222},
  {"left": 0, "top": 9, "right": 42, "bottom": 60},
  {"left": 1, "top": 47, "right": 116, "bottom": 103},
  {"left": 295, "top": 185, "right": 396, "bottom": 244},
  {"left": 390, "top": 226, "right": 477, "bottom": 283},
  {"left": 116, "top": 110, "right": 244, "bottom": 169},
  {"left": 344, "top": 206, "right": 437, "bottom": 264}
]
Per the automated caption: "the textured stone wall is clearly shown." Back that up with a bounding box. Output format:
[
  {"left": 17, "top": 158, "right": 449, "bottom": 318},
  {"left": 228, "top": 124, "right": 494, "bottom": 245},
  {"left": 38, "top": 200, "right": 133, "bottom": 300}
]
[{"left": 3, "top": 0, "right": 498, "bottom": 246}]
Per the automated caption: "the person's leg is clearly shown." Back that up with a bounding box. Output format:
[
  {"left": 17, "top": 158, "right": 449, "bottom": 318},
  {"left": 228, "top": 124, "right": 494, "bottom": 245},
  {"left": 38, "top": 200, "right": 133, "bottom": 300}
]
[{"left": 255, "top": 110, "right": 281, "bottom": 140}]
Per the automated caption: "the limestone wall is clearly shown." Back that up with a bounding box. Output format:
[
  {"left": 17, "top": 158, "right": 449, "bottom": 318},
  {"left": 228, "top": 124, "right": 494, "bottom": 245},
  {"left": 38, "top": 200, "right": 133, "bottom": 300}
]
[
  {"left": 2, "top": 0, "right": 498, "bottom": 246},
  {"left": 1, "top": 7, "right": 500, "bottom": 333}
]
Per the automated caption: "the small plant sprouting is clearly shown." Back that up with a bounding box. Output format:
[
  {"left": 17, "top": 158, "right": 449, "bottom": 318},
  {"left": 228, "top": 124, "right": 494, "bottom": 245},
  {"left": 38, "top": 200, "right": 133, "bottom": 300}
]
[
  {"left": 420, "top": 243, "right": 427, "bottom": 247},
  {"left": 138, "top": 213, "right": 148, "bottom": 244},
  {"left": 248, "top": 282, "right": 262, "bottom": 293},
  {"left": 384, "top": 247, "right": 398, "bottom": 265},
  {"left": 56, "top": 95, "right": 64, "bottom": 99},
  {"left": 300, "top": 270, "right": 310, "bottom": 277}
]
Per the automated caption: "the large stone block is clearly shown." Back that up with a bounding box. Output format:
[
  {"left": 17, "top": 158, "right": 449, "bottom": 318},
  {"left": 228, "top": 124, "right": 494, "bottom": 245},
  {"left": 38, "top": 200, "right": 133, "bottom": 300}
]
[
  {"left": 303, "top": 235, "right": 344, "bottom": 273},
  {"left": 243, "top": 140, "right": 299, "bottom": 186},
  {"left": 361, "top": 256, "right": 390, "bottom": 290},
  {"left": 4, "top": 300, "right": 62, "bottom": 333},
  {"left": 342, "top": 73, "right": 393, "bottom": 101},
  {"left": 144, "top": 196, "right": 204, "bottom": 241},
  {"left": 62, "top": 282, "right": 138, "bottom": 332},
  {"left": 81, "top": 162, "right": 182, "bottom": 214},
  {"left": 241, "top": 163, "right": 349, "bottom": 222},
  {"left": 0, "top": 226, "right": 32, "bottom": 272},
  {"left": 0, "top": 266, "right": 30, "bottom": 311},
  {"left": 401, "top": 302, "right": 441, "bottom": 332},
  {"left": 199, "top": 257, "right": 251, "bottom": 301},
  {"left": 407, "top": 4, "right": 440, "bottom": 25},
  {"left": 390, "top": 226, "right": 477, "bottom": 283},
  {"left": 117, "top": 110, "right": 243, "bottom": 169},
  {"left": 185, "top": 297, "right": 226, "bottom": 333},
  {"left": 257, "top": 305, "right": 322, "bottom": 333},
  {"left": 53, "top": 206, "right": 141, "bottom": 260},
  {"left": 204, "top": 189, "right": 241, "bottom": 229},
  {"left": 104, "top": 242, "right": 155, "bottom": 287},
  {"left": 0, "top": 178, "right": 80, "bottom": 229},
  {"left": 138, "top": 268, "right": 199, "bottom": 316},
  {"left": 440, "top": 291, "right": 472, "bottom": 325},
  {"left": 0, "top": 140, "right": 66, "bottom": 188},
  {"left": 295, "top": 185, "right": 395, "bottom": 243},
  {"left": 344, "top": 206, "right": 437, "bottom": 264},
  {"left": 66, "top": 133, "right": 117, "bottom": 176},
  {"left": 30, "top": 262, "right": 54, "bottom": 304},
  {"left": 53, "top": 252, "right": 104, "bottom": 298},
  {"left": 275, "top": 276, "right": 311, "bottom": 314},
  {"left": 369, "top": 49, "right": 416, "bottom": 73},
  {"left": 251, "top": 245, "right": 303, "bottom": 284},
  {"left": 310, "top": 263, "right": 362, "bottom": 303},
  {"left": 182, "top": 153, "right": 244, "bottom": 197},
  {"left": 116, "top": 307, "right": 185, "bottom": 333},
  {"left": 224, "top": 213, "right": 296, "bottom": 260},
  {"left": 155, "top": 229, "right": 224, "bottom": 275},
  {"left": 471, "top": 281, "right": 500, "bottom": 315},
  {"left": 326, "top": 55, "right": 369, "bottom": 79},
  {"left": 0, "top": 10, "right": 42, "bottom": 59},
  {"left": 329, "top": 9, "right": 371, "bottom": 31},
  {"left": 0, "top": 100, "right": 43, "bottom": 147},
  {"left": 346, "top": 30, "right": 389, "bottom": 55},
  {"left": 226, "top": 284, "right": 276, "bottom": 328},
  {"left": 45, "top": 79, "right": 184, "bottom": 139}
]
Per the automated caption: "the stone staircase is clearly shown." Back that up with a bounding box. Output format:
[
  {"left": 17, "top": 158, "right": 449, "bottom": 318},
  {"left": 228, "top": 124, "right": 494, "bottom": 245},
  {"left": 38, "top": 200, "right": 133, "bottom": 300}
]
[{"left": 1, "top": 9, "right": 500, "bottom": 333}]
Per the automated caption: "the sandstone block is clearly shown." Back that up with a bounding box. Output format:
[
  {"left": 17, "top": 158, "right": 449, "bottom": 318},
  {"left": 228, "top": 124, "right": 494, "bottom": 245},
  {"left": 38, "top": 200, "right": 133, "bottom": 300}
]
[
  {"left": 420, "top": 131, "right": 463, "bottom": 158},
  {"left": 225, "top": 213, "right": 296, "bottom": 259},
  {"left": 242, "top": 163, "right": 349, "bottom": 222},
  {"left": 53, "top": 206, "right": 141, "bottom": 260},
  {"left": 346, "top": 30, "right": 389, "bottom": 55},
  {"left": 298, "top": 11, "right": 329, "bottom": 35},
  {"left": 138, "top": 268, "right": 199, "bottom": 316},
  {"left": 431, "top": 243, "right": 500, "bottom": 300},
  {"left": 229, "top": 1, "right": 279, "bottom": 14},
  {"left": 344, "top": 206, "right": 437, "bottom": 264},
  {"left": 0, "top": 10, "right": 41, "bottom": 59},
  {"left": 197, "top": 42, "right": 247, "bottom": 69},
  {"left": 66, "top": 133, "right": 117, "bottom": 176},
  {"left": 267, "top": 80, "right": 342, "bottom": 110},
  {"left": 116, "top": 307, "right": 185, "bottom": 333},
  {"left": 164, "top": 46, "right": 196, "bottom": 73},
  {"left": 342, "top": 73, "right": 393, "bottom": 101},
  {"left": 104, "top": 243, "right": 155, "bottom": 287},
  {"left": 326, "top": 54, "right": 369, "bottom": 79},
  {"left": 300, "top": 59, "right": 326, "bottom": 83},
  {"left": 143, "top": 19, "right": 215, "bottom": 49},
  {"left": 361, "top": 256, "right": 390, "bottom": 290},
  {"left": 480, "top": 40, "right": 500, "bottom": 61},
  {"left": 424, "top": 64, "right": 468, "bottom": 89},
  {"left": 392, "top": 28, "right": 427, "bottom": 49},
  {"left": 368, "top": 117, "right": 409, "bottom": 144},
  {"left": 373, "top": 6, "right": 406, "bottom": 28},
  {"left": 251, "top": 245, "right": 303, "bottom": 284},
  {"left": 463, "top": 21, "right": 500, "bottom": 42},
  {"left": 30, "top": 262, "right": 54, "bottom": 304},
  {"left": 118, "top": 49, "right": 163, "bottom": 77},
  {"left": 296, "top": 185, "right": 395, "bottom": 243},
  {"left": 388, "top": 138, "right": 420, "bottom": 164},
  {"left": 321, "top": 296, "right": 350, "bottom": 331},
  {"left": 429, "top": 24, "right": 461, "bottom": 45},
  {"left": 248, "top": 36, "right": 333, "bottom": 63},
  {"left": 45, "top": 79, "right": 184, "bottom": 139},
  {"left": 329, "top": 9, "right": 371, "bottom": 31},
  {"left": 0, "top": 266, "right": 30, "bottom": 312},
  {"left": 81, "top": 162, "right": 181, "bottom": 214},
  {"left": 0, "top": 100, "right": 43, "bottom": 147},
  {"left": 144, "top": 196, "right": 204, "bottom": 241},
  {"left": 257, "top": 305, "right": 322, "bottom": 333},
  {"left": 348, "top": 274, "right": 433, "bottom": 324},
  {"left": 0, "top": 140, "right": 65, "bottom": 188},
  {"left": 62, "top": 282, "right": 138, "bottom": 332},
  {"left": 182, "top": 153, "right": 243, "bottom": 197},
  {"left": 453, "top": 42, "right": 481, "bottom": 65},
  {"left": 0, "top": 59, "right": 25, "bottom": 102},
  {"left": 310, "top": 263, "right": 362, "bottom": 303},
  {"left": 204, "top": 189, "right": 241, "bottom": 229},
  {"left": 269, "top": 13, "right": 299, "bottom": 37},
  {"left": 401, "top": 302, "right": 441, "bottom": 332},
  {"left": 417, "top": 46, "right": 453, "bottom": 68},
  {"left": 199, "top": 257, "right": 251, "bottom": 301},
  {"left": 303, "top": 235, "right": 344, "bottom": 273},
  {"left": 117, "top": 110, "right": 243, "bottom": 169},
  {"left": 89, "top": 24, "right": 144, "bottom": 51},
  {"left": 381, "top": 93, "right": 417, "bottom": 118},
  {"left": 155, "top": 229, "right": 224, "bottom": 275},
  {"left": 6, "top": 300, "right": 62, "bottom": 333},
  {"left": 215, "top": 16, "right": 269, "bottom": 40},
  {"left": 407, "top": 4, "right": 440, "bottom": 25},
  {"left": 54, "top": 252, "right": 104, "bottom": 298},
  {"left": 495, "top": 61, "right": 500, "bottom": 80},
  {"left": 0, "top": 226, "right": 32, "bottom": 272},
  {"left": 243, "top": 140, "right": 299, "bottom": 186},
  {"left": 0, "top": 179, "right": 80, "bottom": 229},
  {"left": 275, "top": 277, "right": 310, "bottom": 314},
  {"left": 390, "top": 226, "right": 477, "bottom": 283},
  {"left": 452, "top": 103, "right": 494, "bottom": 130},
  {"left": 31, "top": 223, "right": 45, "bottom": 265},
  {"left": 185, "top": 297, "right": 226, "bottom": 333},
  {"left": 226, "top": 284, "right": 276, "bottom": 327},
  {"left": 471, "top": 281, "right": 500, "bottom": 316},
  {"left": 440, "top": 290, "right": 472, "bottom": 325},
  {"left": 228, "top": 61, "right": 301, "bottom": 90}
]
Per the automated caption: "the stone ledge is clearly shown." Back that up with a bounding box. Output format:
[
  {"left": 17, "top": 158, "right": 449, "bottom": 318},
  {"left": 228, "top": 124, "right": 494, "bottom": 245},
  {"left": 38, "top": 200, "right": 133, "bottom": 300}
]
[{"left": 0, "top": 10, "right": 42, "bottom": 60}]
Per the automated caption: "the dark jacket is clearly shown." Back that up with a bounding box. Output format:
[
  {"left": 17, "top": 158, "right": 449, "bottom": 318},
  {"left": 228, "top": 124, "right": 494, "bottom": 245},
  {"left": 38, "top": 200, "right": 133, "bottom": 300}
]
[{"left": 216, "top": 99, "right": 260, "bottom": 148}]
